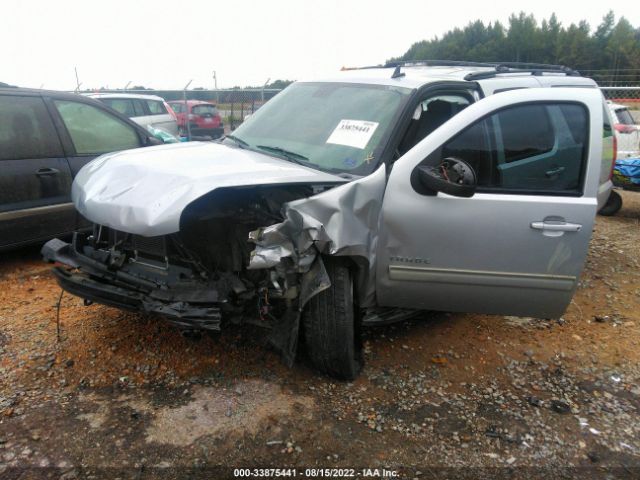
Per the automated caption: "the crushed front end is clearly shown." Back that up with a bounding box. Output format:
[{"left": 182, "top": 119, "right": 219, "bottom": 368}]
[{"left": 42, "top": 186, "right": 315, "bottom": 340}]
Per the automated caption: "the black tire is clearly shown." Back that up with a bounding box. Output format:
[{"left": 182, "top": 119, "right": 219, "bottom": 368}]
[
  {"left": 302, "top": 257, "right": 362, "bottom": 380},
  {"left": 598, "top": 190, "right": 622, "bottom": 216}
]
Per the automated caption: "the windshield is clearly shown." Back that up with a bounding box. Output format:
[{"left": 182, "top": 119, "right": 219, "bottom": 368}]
[{"left": 226, "top": 82, "right": 412, "bottom": 174}]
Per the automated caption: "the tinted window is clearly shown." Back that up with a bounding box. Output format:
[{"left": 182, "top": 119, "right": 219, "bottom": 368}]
[
  {"left": 441, "top": 102, "right": 589, "bottom": 194},
  {"left": 147, "top": 100, "right": 167, "bottom": 115},
  {"left": 101, "top": 98, "right": 136, "bottom": 117},
  {"left": 0, "top": 95, "right": 63, "bottom": 160},
  {"left": 54, "top": 100, "right": 140, "bottom": 155},
  {"left": 497, "top": 105, "right": 554, "bottom": 163}
]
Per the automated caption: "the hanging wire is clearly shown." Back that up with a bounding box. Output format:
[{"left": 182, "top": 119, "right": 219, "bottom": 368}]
[{"left": 56, "top": 289, "right": 64, "bottom": 342}]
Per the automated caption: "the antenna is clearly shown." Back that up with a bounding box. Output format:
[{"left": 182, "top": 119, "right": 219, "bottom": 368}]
[{"left": 391, "top": 65, "right": 405, "bottom": 79}]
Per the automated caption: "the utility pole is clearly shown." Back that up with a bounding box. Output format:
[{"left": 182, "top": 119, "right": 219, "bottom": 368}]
[
  {"left": 261, "top": 77, "right": 270, "bottom": 103},
  {"left": 124, "top": 81, "right": 131, "bottom": 91},
  {"left": 212, "top": 70, "right": 219, "bottom": 105},
  {"left": 183, "top": 80, "right": 193, "bottom": 141},
  {"left": 74, "top": 67, "right": 82, "bottom": 93}
]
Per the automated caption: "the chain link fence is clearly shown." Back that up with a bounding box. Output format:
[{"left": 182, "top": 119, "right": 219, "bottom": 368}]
[
  {"left": 95, "top": 88, "right": 284, "bottom": 133},
  {"left": 89, "top": 84, "right": 640, "bottom": 130},
  {"left": 600, "top": 87, "right": 640, "bottom": 123}
]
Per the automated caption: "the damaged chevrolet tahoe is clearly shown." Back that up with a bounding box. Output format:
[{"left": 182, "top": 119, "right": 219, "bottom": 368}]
[{"left": 43, "top": 61, "right": 615, "bottom": 379}]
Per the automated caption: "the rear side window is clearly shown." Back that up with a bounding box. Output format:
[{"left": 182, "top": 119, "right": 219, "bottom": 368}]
[
  {"left": 147, "top": 100, "right": 167, "bottom": 115},
  {"left": 131, "top": 100, "right": 147, "bottom": 117},
  {"left": 0, "top": 95, "right": 63, "bottom": 160},
  {"left": 441, "top": 102, "right": 589, "bottom": 194},
  {"left": 54, "top": 100, "right": 141, "bottom": 155},
  {"left": 616, "top": 108, "right": 635, "bottom": 125},
  {"left": 101, "top": 98, "right": 136, "bottom": 117},
  {"left": 170, "top": 103, "right": 184, "bottom": 113}
]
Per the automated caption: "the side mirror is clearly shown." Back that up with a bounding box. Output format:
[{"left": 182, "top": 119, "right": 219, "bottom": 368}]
[
  {"left": 146, "top": 135, "right": 164, "bottom": 146},
  {"left": 416, "top": 157, "right": 477, "bottom": 198}
]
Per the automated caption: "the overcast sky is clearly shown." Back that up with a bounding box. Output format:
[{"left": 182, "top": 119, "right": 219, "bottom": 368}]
[{"left": 3, "top": 1, "right": 639, "bottom": 91}]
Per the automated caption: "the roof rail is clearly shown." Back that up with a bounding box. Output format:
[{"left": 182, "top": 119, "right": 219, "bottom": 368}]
[{"left": 376, "top": 60, "right": 580, "bottom": 80}]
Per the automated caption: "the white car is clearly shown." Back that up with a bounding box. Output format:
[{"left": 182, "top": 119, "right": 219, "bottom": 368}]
[
  {"left": 87, "top": 93, "right": 179, "bottom": 137},
  {"left": 608, "top": 101, "right": 640, "bottom": 158}
]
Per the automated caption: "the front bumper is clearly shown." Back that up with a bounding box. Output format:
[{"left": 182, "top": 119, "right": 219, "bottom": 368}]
[{"left": 42, "top": 235, "right": 222, "bottom": 330}]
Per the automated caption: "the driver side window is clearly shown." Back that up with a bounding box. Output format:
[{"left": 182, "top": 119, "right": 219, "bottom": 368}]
[
  {"left": 397, "top": 94, "right": 471, "bottom": 157},
  {"left": 441, "top": 102, "right": 588, "bottom": 195}
]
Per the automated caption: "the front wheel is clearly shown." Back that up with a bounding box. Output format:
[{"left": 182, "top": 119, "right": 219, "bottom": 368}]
[{"left": 302, "top": 257, "right": 362, "bottom": 380}]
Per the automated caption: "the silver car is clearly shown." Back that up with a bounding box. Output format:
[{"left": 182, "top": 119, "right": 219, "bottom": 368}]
[
  {"left": 87, "top": 93, "right": 179, "bottom": 137},
  {"left": 44, "top": 62, "right": 615, "bottom": 379}
]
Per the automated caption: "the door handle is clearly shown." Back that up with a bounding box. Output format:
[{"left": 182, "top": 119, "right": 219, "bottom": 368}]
[
  {"left": 35, "top": 167, "right": 60, "bottom": 176},
  {"left": 545, "top": 166, "right": 565, "bottom": 177},
  {"left": 531, "top": 221, "right": 582, "bottom": 237}
]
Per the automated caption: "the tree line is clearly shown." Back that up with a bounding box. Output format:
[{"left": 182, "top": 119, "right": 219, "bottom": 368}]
[{"left": 391, "top": 11, "right": 640, "bottom": 85}]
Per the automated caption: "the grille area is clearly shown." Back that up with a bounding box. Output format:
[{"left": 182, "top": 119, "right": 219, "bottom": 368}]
[{"left": 132, "top": 235, "right": 167, "bottom": 257}]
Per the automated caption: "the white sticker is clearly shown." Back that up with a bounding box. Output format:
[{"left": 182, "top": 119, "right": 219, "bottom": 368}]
[{"left": 326, "top": 119, "right": 379, "bottom": 149}]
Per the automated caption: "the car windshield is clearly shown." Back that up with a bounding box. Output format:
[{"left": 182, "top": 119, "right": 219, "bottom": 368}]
[{"left": 226, "top": 82, "right": 412, "bottom": 175}]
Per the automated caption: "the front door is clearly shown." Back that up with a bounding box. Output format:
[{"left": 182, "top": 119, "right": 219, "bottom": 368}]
[{"left": 376, "top": 87, "right": 605, "bottom": 319}]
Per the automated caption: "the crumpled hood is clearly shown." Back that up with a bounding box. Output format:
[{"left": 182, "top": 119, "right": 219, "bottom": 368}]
[{"left": 72, "top": 142, "right": 345, "bottom": 236}]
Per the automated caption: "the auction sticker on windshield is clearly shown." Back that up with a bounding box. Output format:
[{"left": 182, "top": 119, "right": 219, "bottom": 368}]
[{"left": 326, "top": 119, "right": 379, "bottom": 149}]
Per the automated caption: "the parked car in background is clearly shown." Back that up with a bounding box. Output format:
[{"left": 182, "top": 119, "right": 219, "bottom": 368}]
[
  {"left": 607, "top": 101, "right": 640, "bottom": 159},
  {"left": 0, "top": 87, "right": 163, "bottom": 250},
  {"left": 87, "top": 93, "right": 179, "bottom": 137},
  {"left": 44, "top": 62, "right": 613, "bottom": 379},
  {"left": 168, "top": 100, "right": 224, "bottom": 138}
]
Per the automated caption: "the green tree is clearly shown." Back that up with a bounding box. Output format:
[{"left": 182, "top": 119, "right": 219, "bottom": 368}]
[{"left": 390, "top": 11, "right": 640, "bottom": 85}]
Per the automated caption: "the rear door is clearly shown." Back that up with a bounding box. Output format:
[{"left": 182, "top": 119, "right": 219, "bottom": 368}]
[
  {"left": 376, "top": 88, "right": 603, "bottom": 319},
  {"left": 0, "top": 93, "right": 74, "bottom": 248}
]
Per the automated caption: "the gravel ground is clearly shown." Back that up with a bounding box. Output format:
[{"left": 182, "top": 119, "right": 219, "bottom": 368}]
[{"left": 1, "top": 191, "right": 639, "bottom": 479}]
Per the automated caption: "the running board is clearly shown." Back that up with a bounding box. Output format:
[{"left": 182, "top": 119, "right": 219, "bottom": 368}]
[{"left": 361, "top": 307, "right": 423, "bottom": 326}]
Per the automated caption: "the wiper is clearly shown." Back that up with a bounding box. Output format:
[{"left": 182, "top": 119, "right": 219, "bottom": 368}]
[
  {"left": 225, "top": 134, "right": 250, "bottom": 148},
  {"left": 256, "top": 145, "right": 309, "bottom": 165}
]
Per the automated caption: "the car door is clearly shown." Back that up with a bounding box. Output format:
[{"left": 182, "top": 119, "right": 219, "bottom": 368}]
[
  {"left": 47, "top": 96, "right": 145, "bottom": 229},
  {"left": 376, "top": 87, "right": 603, "bottom": 319},
  {"left": 0, "top": 93, "right": 75, "bottom": 248}
]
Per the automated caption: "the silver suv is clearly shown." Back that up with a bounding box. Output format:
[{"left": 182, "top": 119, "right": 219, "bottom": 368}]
[{"left": 43, "top": 61, "right": 615, "bottom": 379}]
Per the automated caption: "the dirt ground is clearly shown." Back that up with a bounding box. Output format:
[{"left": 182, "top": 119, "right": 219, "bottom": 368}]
[{"left": 1, "top": 191, "right": 640, "bottom": 479}]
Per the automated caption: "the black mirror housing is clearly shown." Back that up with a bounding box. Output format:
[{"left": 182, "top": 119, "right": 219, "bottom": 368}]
[
  {"left": 146, "top": 135, "right": 164, "bottom": 146},
  {"left": 416, "top": 157, "right": 477, "bottom": 198}
]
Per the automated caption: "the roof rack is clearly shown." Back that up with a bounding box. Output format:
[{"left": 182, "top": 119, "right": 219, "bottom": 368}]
[{"left": 355, "top": 60, "right": 580, "bottom": 80}]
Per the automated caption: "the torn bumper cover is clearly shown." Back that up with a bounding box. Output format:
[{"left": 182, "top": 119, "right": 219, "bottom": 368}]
[{"left": 42, "top": 237, "right": 222, "bottom": 330}]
